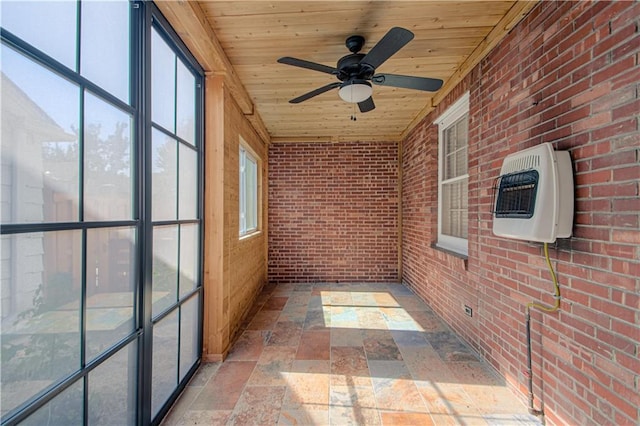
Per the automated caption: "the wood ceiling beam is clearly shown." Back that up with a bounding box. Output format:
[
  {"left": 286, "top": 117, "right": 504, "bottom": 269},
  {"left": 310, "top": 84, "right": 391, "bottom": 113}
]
[
  {"left": 401, "top": 0, "right": 539, "bottom": 140},
  {"left": 155, "top": 1, "right": 270, "bottom": 143}
]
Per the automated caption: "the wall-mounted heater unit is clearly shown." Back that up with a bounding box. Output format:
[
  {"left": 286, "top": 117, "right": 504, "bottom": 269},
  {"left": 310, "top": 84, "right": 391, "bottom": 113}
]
[{"left": 492, "top": 142, "right": 574, "bottom": 243}]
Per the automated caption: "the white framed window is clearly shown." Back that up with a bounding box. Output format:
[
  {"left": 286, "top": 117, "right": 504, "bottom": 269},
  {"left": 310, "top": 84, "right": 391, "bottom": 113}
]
[
  {"left": 436, "top": 92, "right": 469, "bottom": 256},
  {"left": 239, "top": 141, "right": 259, "bottom": 236}
]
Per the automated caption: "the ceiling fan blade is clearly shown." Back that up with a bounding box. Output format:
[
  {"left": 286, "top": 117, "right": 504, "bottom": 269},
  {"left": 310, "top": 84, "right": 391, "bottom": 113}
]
[
  {"left": 358, "top": 97, "right": 375, "bottom": 113},
  {"left": 277, "top": 57, "right": 337, "bottom": 75},
  {"left": 372, "top": 73, "right": 443, "bottom": 92},
  {"left": 289, "top": 82, "right": 341, "bottom": 104},
  {"left": 360, "top": 27, "right": 414, "bottom": 70}
]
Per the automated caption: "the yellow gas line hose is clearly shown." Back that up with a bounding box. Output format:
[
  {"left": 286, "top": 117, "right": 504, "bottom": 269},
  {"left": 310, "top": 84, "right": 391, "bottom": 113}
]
[
  {"left": 527, "top": 242, "right": 561, "bottom": 313},
  {"left": 525, "top": 242, "right": 560, "bottom": 417}
]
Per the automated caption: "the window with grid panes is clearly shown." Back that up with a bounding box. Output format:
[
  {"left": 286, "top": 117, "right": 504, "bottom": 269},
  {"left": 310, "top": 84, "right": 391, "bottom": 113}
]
[
  {"left": 436, "top": 93, "right": 469, "bottom": 255},
  {"left": 0, "top": 2, "right": 203, "bottom": 424}
]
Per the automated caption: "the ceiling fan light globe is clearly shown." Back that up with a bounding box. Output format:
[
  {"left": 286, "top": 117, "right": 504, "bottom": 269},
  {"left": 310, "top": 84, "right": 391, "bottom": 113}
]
[{"left": 338, "top": 81, "right": 372, "bottom": 103}]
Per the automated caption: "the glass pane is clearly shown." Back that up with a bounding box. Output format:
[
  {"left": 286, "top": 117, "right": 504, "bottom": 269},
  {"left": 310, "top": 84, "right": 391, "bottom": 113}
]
[
  {"left": 180, "top": 295, "right": 199, "bottom": 381},
  {"left": 21, "top": 379, "right": 83, "bottom": 426},
  {"left": 442, "top": 183, "right": 452, "bottom": 236},
  {"left": 450, "top": 211, "right": 459, "bottom": 236},
  {"left": 86, "top": 227, "right": 136, "bottom": 361},
  {"left": 243, "top": 154, "right": 258, "bottom": 231},
  {"left": 152, "top": 310, "right": 178, "bottom": 419},
  {"left": 178, "top": 144, "right": 197, "bottom": 220},
  {"left": 443, "top": 115, "right": 468, "bottom": 180},
  {"left": 176, "top": 60, "right": 195, "bottom": 145},
  {"left": 1, "top": 45, "right": 80, "bottom": 224},
  {"left": 153, "top": 225, "right": 178, "bottom": 317},
  {"left": 179, "top": 224, "right": 198, "bottom": 299},
  {"left": 444, "top": 125, "right": 454, "bottom": 180},
  {"left": 88, "top": 340, "right": 137, "bottom": 426},
  {"left": 1, "top": 231, "right": 81, "bottom": 417},
  {"left": 442, "top": 179, "right": 468, "bottom": 239},
  {"left": 81, "top": 0, "right": 130, "bottom": 102},
  {"left": 151, "top": 28, "right": 175, "bottom": 132},
  {"left": 457, "top": 116, "right": 468, "bottom": 175},
  {"left": 1, "top": 1, "right": 77, "bottom": 70},
  {"left": 456, "top": 148, "right": 467, "bottom": 176},
  {"left": 456, "top": 115, "right": 468, "bottom": 150},
  {"left": 152, "top": 129, "right": 177, "bottom": 221},
  {"left": 445, "top": 152, "right": 455, "bottom": 181},
  {"left": 245, "top": 156, "right": 258, "bottom": 231},
  {"left": 461, "top": 216, "right": 469, "bottom": 239},
  {"left": 461, "top": 178, "right": 469, "bottom": 238},
  {"left": 84, "top": 92, "right": 133, "bottom": 221},
  {"left": 239, "top": 149, "right": 246, "bottom": 235},
  {"left": 445, "top": 125, "right": 456, "bottom": 156}
]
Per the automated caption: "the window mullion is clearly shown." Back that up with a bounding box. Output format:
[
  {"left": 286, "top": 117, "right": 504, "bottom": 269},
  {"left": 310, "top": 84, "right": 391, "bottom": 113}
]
[
  {"left": 441, "top": 173, "right": 469, "bottom": 185},
  {"left": 138, "top": 2, "right": 154, "bottom": 425},
  {"left": 174, "top": 56, "right": 179, "bottom": 222}
]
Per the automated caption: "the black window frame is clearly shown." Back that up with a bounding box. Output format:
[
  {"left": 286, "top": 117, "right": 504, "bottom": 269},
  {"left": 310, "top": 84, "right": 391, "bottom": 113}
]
[{"left": 0, "top": 1, "right": 204, "bottom": 425}]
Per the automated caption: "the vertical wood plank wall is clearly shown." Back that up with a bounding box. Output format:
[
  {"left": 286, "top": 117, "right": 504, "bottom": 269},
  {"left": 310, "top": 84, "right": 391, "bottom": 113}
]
[
  {"left": 202, "top": 76, "right": 269, "bottom": 361},
  {"left": 202, "top": 75, "right": 226, "bottom": 359},
  {"left": 224, "top": 88, "right": 268, "bottom": 356}
]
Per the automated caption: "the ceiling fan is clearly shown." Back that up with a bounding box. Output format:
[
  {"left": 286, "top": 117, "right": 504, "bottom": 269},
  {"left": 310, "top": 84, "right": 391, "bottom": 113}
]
[{"left": 277, "top": 27, "right": 444, "bottom": 113}]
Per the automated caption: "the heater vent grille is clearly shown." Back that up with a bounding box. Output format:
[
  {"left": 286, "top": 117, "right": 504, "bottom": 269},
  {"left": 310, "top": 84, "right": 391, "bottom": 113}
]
[
  {"left": 503, "top": 154, "right": 540, "bottom": 174},
  {"left": 494, "top": 170, "right": 539, "bottom": 218}
]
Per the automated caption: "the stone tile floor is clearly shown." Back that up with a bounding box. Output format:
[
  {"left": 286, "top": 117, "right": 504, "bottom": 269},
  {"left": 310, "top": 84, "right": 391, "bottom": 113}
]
[{"left": 162, "top": 282, "right": 541, "bottom": 425}]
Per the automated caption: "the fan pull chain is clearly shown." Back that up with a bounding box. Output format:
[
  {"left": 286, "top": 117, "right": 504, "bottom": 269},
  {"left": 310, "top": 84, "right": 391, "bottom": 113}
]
[{"left": 351, "top": 103, "right": 357, "bottom": 121}]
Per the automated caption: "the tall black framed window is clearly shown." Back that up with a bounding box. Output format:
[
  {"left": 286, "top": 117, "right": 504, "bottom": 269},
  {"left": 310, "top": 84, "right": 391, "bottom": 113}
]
[{"left": 0, "top": 2, "right": 204, "bottom": 425}]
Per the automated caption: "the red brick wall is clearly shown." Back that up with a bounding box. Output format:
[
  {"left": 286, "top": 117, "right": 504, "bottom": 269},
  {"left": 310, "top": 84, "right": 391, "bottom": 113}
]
[
  {"left": 402, "top": 1, "right": 639, "bottom": 425},
  {"left": 268, "top": 142, "right": 399, "bottom": 283}
]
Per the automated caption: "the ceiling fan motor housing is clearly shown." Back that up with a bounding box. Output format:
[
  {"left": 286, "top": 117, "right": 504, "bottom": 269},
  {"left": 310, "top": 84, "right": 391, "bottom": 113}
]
[{"left": 337, "top": 53, "right": 375, "bottom": 81}]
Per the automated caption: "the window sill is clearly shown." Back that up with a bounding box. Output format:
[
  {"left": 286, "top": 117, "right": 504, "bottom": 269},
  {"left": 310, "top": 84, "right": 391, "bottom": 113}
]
[
  {"left": 432, "top": 243, "right": 469, "bottom": 270},
  {"left": 239, "top": 230, "right": 262, "bottom": 241}
]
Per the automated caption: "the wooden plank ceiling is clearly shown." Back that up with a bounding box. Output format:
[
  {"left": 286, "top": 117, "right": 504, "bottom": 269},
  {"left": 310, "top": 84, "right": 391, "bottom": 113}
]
[{"left": 181, "top": 1, "right": 536, "bottom": 142}]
